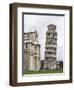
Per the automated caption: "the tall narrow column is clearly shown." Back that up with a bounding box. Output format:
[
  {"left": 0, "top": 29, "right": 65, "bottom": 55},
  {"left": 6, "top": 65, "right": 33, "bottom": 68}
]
[{"left": 44, "top": 24, "right": 57, "bottom": 70}]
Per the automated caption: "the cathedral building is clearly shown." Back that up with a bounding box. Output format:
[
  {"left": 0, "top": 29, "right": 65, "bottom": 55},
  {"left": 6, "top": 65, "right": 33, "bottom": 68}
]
[
  {"left": 24, "top": 30, "right": 41, "bottom": 71},
  {"left": 44, "top": 24, "right": 57, "bottom": 70}
]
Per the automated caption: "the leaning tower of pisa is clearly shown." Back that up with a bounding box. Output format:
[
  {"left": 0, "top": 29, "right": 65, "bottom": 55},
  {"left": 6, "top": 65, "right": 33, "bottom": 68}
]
[{"left": 44, "top": 24, "right": 57, "bottom": 70}]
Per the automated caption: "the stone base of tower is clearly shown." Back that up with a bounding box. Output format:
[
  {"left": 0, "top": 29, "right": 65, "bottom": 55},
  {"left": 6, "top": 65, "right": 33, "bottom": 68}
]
[{"left": 44, "top": 60, "right": 56, "bottom": 70}]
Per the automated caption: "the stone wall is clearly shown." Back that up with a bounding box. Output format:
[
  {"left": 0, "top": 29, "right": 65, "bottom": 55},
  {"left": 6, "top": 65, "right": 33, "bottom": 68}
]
[
  {"left": 24, "top": 31, "right": 41, "bottom": 71},
  {"left": 44, "top": 24, "right": 57, "bottom": 70}
]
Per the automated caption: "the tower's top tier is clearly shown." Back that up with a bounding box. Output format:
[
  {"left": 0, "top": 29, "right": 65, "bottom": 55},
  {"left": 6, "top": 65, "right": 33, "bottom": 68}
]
[{"left": 48, "top": 24, "right": 56, "bottom": 31}]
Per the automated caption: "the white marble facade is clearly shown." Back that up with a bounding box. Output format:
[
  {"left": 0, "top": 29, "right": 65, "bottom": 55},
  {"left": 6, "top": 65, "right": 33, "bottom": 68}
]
[
  {"left": 44, "top": 24, "right": 57, "bottom": 70},
  {"left": 24, "top": 31, "right": 40, "bottom": 71}
]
